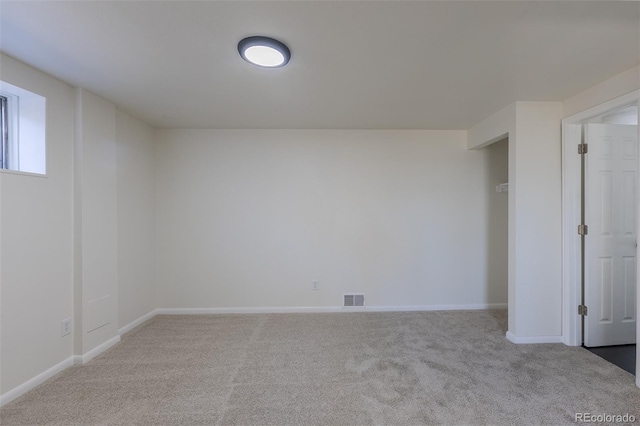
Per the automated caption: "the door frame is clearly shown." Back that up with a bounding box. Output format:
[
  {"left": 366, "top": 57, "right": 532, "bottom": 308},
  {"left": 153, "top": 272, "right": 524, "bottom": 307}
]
[{"left": 562, "top": 89, "right": 640, "bottom": 348}]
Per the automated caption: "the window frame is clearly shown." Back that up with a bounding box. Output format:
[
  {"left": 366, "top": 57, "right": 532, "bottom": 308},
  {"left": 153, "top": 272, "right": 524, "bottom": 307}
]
[
  {"left": 0, "top": 81, "right": 46, "bottom": 176},
  {"left": 0, "top": 91, "right": 20, "bottom": 171}
]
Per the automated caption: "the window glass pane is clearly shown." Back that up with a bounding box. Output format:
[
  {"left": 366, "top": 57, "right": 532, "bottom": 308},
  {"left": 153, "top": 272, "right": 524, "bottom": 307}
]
[{"left": 0, "top": 95, "right": 7, "bottom": 169}]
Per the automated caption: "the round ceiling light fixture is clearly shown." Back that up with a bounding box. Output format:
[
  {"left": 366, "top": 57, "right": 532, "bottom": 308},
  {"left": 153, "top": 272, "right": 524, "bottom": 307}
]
[{"left": 238, "top": 36, "right": 291, "bottom": 68}]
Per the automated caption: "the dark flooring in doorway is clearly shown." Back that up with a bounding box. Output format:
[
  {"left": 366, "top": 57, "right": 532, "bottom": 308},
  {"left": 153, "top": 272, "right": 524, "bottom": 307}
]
[{"left": 586, "top": 344, "right": 636, "bottom": 375}]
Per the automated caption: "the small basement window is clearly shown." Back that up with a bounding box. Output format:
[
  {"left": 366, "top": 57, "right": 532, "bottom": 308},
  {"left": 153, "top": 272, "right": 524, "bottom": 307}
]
[{"left": 0, "top": 80, "right": 46, "bottom": 175}]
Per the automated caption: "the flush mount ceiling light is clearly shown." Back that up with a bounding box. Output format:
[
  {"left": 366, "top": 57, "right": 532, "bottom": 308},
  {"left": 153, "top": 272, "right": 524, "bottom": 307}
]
[{"left": 238, "top": 36, "right": 291, "bottom": 68}]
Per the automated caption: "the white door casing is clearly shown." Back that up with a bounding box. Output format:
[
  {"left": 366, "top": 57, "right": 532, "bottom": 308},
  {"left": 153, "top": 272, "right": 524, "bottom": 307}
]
[{"left": 584, "top": 123, "right": 637, "bottom": 347}]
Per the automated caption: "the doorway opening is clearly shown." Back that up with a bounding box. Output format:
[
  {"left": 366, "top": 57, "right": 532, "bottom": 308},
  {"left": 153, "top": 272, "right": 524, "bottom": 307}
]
[
  {"left": 562, "top": 91, "right": 639, "bottom": 382},
  {"left": 581, "top": 104, "right": 638, "bottom": 375},
  {"left": 484, "top": 137, "right": 508, "bottom": 326}
]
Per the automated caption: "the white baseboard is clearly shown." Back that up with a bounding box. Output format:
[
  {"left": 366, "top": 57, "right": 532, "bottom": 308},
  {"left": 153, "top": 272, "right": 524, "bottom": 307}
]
[
  {"left": 156, "top": 303, "right": 508, "bottom": 315},
  {"left": 506, "top": 331, "right": 563, "bottom": 344},
  {"left": 0, "top": 357, "right": 74, "bottom": 407},
  {"left": 366, "top": 303, "right": 508, "bottom": 312},
  {"left": 156, "top": 306, "right": 345, "bottom": 314},
  {"left": 118, "top": 310, "right": 157, "bottom": 336},
  {"left": 1, "top": 335, "right": 122, "bottom": 407},
  {"left": 79, "top": 335, "right": 121, "bottom": 364}
]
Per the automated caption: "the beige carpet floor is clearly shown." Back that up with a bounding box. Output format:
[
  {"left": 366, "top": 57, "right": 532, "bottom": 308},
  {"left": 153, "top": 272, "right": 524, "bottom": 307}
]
[{"left": 1, "top": 310, "right": 639, "bottom": 425}]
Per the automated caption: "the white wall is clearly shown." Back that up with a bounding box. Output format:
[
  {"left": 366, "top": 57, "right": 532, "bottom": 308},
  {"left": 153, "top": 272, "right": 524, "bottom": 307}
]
[
  {"left": 512, "top": 102, "right": 563, "bottom": 338},
  {"left": 116, "top": 110, "right": 155, "bottom": 329},
  {"left": 75, "top": 92, "right": 156, "bottom": 351},
  {"left": 75, "top": 89, "right": 119, "bottom": 354},
  {"left": 155, "top": 129, "right": 504, "bottom": 310},
  {"left": 0, "top": 56, "right": 158, "bottom": 404},
  {"left": 0, "top": 54, "right": 75, "bottom": 394}
]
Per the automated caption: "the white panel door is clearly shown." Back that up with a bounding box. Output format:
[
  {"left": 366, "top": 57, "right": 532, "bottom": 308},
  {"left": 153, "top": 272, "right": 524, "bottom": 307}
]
[{"left": 585, "top": 123, "right": 637, "bottom": 347}]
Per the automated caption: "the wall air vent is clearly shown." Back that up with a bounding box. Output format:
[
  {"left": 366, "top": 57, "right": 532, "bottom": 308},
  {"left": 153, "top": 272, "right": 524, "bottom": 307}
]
[{"left": 343, "top": 294, "right": 365, "bottom": 308}]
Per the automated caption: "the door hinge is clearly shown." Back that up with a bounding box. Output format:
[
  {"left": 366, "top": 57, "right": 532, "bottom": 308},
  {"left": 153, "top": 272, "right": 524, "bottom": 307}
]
[
  {"left": 578, "top": 305, "right": 588, "bottom": 316},
  {"left": 578, "top": 143, "right": 588, "bottom": 154},
  {"left": 578, "top": 224, "right": 588, "bottom": 235}
]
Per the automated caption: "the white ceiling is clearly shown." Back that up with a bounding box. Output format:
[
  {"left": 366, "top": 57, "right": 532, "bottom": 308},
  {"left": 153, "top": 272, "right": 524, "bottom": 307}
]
[{"left": 1, "top": 1, "right": 638, "bottom": 130}]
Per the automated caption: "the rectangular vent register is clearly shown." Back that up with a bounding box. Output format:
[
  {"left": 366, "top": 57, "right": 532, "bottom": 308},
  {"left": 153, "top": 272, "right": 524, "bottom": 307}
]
[{"left": 343, "top": 294, "right": 365, "bottom": 307}]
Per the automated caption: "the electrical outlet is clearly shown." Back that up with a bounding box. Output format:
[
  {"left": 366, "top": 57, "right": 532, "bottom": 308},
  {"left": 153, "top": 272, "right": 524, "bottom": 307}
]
[
  {"left": 61, "top": 318, "right": 72, "bottom": 337},
  {"left": 311, "top": 280, "right": 320, "bottom": 291}
]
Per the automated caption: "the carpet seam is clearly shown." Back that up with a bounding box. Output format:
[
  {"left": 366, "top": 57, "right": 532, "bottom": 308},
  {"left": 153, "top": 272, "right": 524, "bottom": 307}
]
[{"left": 215, "top": 314, "right": 268, "bottom": 425}]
